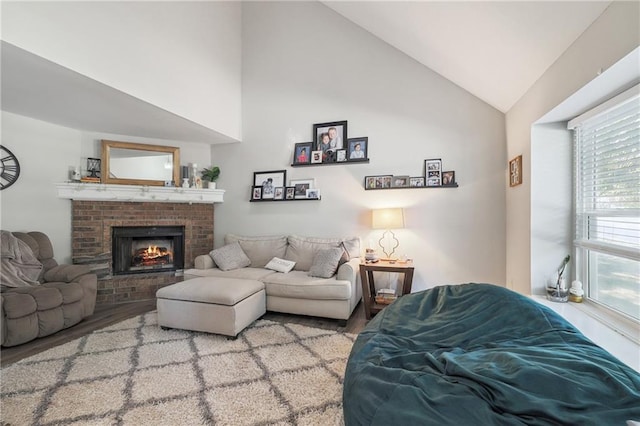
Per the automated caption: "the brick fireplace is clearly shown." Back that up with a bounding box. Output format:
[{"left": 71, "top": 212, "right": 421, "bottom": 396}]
[{"left": 71, "top": 201, "right": 214, "bottom": 304}]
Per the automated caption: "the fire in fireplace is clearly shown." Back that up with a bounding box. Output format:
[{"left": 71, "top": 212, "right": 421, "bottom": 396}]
[{"left": 112, "top": 226, "right": 185, "bottom": 275}]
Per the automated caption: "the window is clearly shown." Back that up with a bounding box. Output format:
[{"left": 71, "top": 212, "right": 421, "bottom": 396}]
[{"left": 570, "top": 86, "right": 640, "bottom": 321}]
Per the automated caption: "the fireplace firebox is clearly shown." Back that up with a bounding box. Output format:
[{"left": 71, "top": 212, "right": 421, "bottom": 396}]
[{"left": 112, "top": 226, "right": 185, "bottom": 275}]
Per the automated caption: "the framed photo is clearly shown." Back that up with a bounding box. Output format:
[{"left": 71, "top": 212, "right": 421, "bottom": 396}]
[
  {"left": 392, "top": 175, "right": 410, "bottom": 188},
  {"left": 293, "top": 142, "right": 313, "bottom": 165},
  {"left": 509, "top": 155, "right": 522, "bottom": 187},
  {"left": 410, "top": 177, "right": 425, "bottom": 187},
  {"left": 251, "top": 186, "right": 262, "bottom": 200},
  {"left": 313, "top": 120, "right": 347, "bottom": 152},
  {"left": 442, "top": 171, "right": 456, "bottom": 186},
  {"left": 290, "top": 178, "right": 315, "bottom": 199},
  {"left": 347, "top": 137, "right": 368, "bottom": 161},
  {"left": 424, "top": 159, "right": 442, "bottom": 186},
  {"left": 274, "top": 187, "right": 284, "bottom": 200},
  {"left": 336, "top": 149, "right": 347, "bottom": 162},
  {"left": 306, "top": 188, "right": 320, "bottom": 199},
  {"left": 311, "top": 150, "right": 323, "bottom": 164},
  {"left": 364, "top": 175, "right": 392, "bottom": 190},
  {"left": 253, "top": 170, "right": 287, "bottom": 199},
  {"left": 285, "top": 187, "right": 296, "bottom": 200}
]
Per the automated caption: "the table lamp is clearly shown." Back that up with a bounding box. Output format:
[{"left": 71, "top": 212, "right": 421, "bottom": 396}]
[{"left": 372, "top": 208, "right": 404, "bottom": 260}]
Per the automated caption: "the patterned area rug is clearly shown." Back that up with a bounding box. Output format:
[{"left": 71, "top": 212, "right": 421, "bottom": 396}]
[{"left": 1, "top": 312, "right": 357, "bottom": 425}]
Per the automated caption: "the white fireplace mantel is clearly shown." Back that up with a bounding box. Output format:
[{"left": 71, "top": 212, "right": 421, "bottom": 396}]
[{"left": 56, "top": 182, "right": 224, "bottom": 204}]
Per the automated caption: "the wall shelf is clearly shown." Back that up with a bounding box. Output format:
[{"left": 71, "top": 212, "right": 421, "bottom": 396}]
[
  {"left": 365, "top": 184, "right": 458, "bottom": 191},
  {"left": 250, "top": 198, "right": 320, "bottom": 202},
  {"left": 291, "top": 159, "right": 369, "bottom": 167}
]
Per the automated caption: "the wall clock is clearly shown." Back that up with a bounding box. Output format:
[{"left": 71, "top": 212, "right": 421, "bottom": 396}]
[{"left": 0, "top": 145, "right": 21, "bottom": 190}]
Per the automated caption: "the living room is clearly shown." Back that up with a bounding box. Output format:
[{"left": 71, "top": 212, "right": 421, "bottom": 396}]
[{"left": 1, "top": 1, "right": 639, "bottom": 423}]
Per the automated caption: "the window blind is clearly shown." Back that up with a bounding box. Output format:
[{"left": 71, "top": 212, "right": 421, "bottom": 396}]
[{"left": 573, "top": 92, "right": 640, "bottom": 261}]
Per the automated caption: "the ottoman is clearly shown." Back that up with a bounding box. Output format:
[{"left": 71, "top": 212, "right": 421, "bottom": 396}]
[{"left": 156, "top": 277, "right": 266, "bottom": 337}]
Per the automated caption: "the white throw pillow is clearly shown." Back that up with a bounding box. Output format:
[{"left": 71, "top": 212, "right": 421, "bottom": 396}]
[
  {"left": 264, "top": 257, "right": 296, "bottom": 273},
  {"left": 308, "top": 248, "right": 345, "bottom": 278},
  {"left": 209, "top": 242, "right": 251, "bottom": 271}
]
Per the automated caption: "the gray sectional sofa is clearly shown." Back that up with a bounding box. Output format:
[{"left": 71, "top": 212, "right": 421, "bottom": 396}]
[{"left": 185, "top": 234, "right": 363, "bottom": 321}]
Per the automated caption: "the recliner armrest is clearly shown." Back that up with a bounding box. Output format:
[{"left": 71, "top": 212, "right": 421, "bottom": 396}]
[{"left": 43, "top": 264, "right": 92, "bottom": 283}]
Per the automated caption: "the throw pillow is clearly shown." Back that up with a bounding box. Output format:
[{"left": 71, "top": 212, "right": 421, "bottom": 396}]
[
  {"left": 209, "top": 242, "right": 251, "bottom": 271},
  {"left": 264, "top": 257, "right": 296, "bottom": 273},
  {"left": 308, "top": 248, "right": 345, "bottom": 278}
]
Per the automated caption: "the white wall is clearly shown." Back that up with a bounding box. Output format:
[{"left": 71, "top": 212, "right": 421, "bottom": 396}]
[
  {"left": 1, "top": 1, "right": 242, "bottom": 141},
  {"left": 0, "top": 111, "right": 214, "bottom": 263},
  {"left": 212, "top": 2, "right": 506, "bottom": 292},
  {"left": 0, "top": 112, "right": 81, "bottom": 263},
  {"left": 505, "top": 1, "right": 640, "bottom": 295}
]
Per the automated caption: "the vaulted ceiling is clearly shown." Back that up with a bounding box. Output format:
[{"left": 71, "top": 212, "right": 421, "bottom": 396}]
[{"left": 323, "top": 1, "right": 611, "bottom": 112}]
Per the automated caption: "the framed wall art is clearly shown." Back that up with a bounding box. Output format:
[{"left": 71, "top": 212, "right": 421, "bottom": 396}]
[
  {"left": 313, "top": 120, "right": 348, "bottom": 152},
  {"left": 410, "top": 177, "right": 425, "bottom": 187},
  {"left": 290, "top": 178, "right": 315, "bottom": 199},
  {"left": 293, "top": 142, "right": 313, "bottom": 165},
  {"left": 424, "top": 158, "right": 442, "bottom": 186},
  {"left": 364, "top": 175, "right": 392, "bottom": 190},
  {"left": 509, "top": 155, "right": 522, "bottom": 187},
  {"left": 253, "top": 170, "right": 287, "bottom": 199},
  {"left": 347, "top": 137, "right": 368, "bottom": 161},
  {"left": 442, "top": 171, "right": 456, "bottom": 186}
]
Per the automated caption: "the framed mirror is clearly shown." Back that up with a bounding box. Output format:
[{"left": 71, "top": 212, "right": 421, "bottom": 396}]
[{"left": 101, "top": 140, "right": 180, "bottom": 186}]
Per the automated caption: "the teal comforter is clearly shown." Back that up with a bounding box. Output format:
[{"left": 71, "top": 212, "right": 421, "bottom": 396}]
[{"left": 343, "top": 283, "right": 640, "bottom": 425}]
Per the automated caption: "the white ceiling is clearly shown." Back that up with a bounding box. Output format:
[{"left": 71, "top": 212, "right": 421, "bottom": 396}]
[{"left": 323, "top": 1, "right": 611, "bottom": 112}]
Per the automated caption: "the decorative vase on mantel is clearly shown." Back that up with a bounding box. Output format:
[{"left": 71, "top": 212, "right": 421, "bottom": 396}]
[{"left": 204, "top": 181, "right": 216, "bottom": 189}]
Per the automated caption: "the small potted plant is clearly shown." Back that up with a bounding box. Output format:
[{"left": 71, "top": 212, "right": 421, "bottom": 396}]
[{"left": 200, "top": 166, "right": 220, "bottom": 189}]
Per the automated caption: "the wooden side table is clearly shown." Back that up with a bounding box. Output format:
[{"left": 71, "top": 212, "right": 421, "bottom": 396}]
[{"left": 359, "top": 260, "right": 415, "bottom": 319}]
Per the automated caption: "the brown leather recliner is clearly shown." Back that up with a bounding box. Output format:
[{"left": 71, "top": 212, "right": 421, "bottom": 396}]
[{"left": 1, "top": 231, "right": 97, "bottom": 347}]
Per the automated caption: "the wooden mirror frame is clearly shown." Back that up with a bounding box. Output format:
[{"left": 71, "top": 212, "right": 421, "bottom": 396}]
[{"left": 101, "top": 140, "right": 180, "bottom": 186}]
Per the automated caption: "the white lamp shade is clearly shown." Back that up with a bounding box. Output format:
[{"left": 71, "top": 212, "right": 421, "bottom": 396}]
[{"left": 372, "top": 208, "right": 404, "bottom": 230}]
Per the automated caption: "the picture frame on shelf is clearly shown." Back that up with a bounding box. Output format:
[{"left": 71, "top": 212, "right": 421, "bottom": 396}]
[
  {"left": 410, "top": 177, "right": 425, "bottom": 187},
  {"left": 364, "top": 175, "right": 392, "bottom": 190},
  {"left": 293, "top": 142, "right": 313, "bottom": 165},
  {"left": 424, "top": 158, "right": 442, "bottom": 186},
  {"left": 336, "top": 149, "right": 347, "bottom": 162},
  {"left": 253, "top": 170, "right": 287, "bottom": 199},
  {"left": 311, "top": 150, "right": 323, "bottom": 164},
  {"left": 291, "top": 178, "right": 315, "bottom": 199},
  {"left": 347, "top": 137, "right": 368, "bottom": 161},
  {"left": 306, "top": 188, "right": 320, "bottom": 199},
  {"left": 251, "top": 186, "right": 262, "bottom": 200},
  {"left": 313, "top": 120, "right": 347, "bottom": 152},
  {"left": 274, "top": 187, "right": 284, "bottom": 200},
  {"left": 509, "top": 155, "right": 522, "bottom": 187},
  {"left": 392, "top": 175, "right": 410, "bottom": 188},
  {"left": 442, "top": 171, "right": 456, "bottom": 186},
  {"left": 285, "top": 187, "right": 296, "bottom": 200}
]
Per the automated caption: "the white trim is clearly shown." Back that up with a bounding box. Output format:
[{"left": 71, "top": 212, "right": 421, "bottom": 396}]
[
  {"left": 567, "top": 83, "right": 639, "bottom": 129},
  {"left": 56, "top": 182, "right": 224, "bottom": 204}
]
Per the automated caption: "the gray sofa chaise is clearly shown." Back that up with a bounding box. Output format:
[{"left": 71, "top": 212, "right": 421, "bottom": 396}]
[
  {"left": 185, "top": 234, "right": 363, "bottom": 321},
  {"left": 1, "top": 231, "right": 98, "bottom": 347}
]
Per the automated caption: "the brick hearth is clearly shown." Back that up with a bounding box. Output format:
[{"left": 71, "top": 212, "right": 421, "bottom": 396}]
[{"left": 72, "top": 201, "right": 214, "bottom": 304}]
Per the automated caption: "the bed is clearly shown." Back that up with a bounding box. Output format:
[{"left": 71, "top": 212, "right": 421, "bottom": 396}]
[{"left": 343, "top": 283, "right": 640, "bottom": 425}]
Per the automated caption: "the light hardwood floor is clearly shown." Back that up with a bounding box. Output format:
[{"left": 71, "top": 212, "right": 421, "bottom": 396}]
[{"left": 1, "top": 300, "right": 368, "bottom": 367}]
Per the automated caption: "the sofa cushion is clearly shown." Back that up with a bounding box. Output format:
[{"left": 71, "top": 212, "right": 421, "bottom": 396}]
[
  {"left": 284, "top": 235, "right": 361, "bottom": 271},
  {"left": 209, "top": 242, "right": 251, "bottom": 271},
  {"left": 262, "top": 271, "right": 351, "bottom": 300},
  {"left": 308, "top": 248, "right": 344, "bottom": 278},
  {"left": 264, "top": 257, "right": 296, "bottom": 273},
  {"left": 185, "top": 267, "right": 277, "bottom": 281},
  {"left": 225, "top": 234, "right": 288, "bottom": 268}
]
